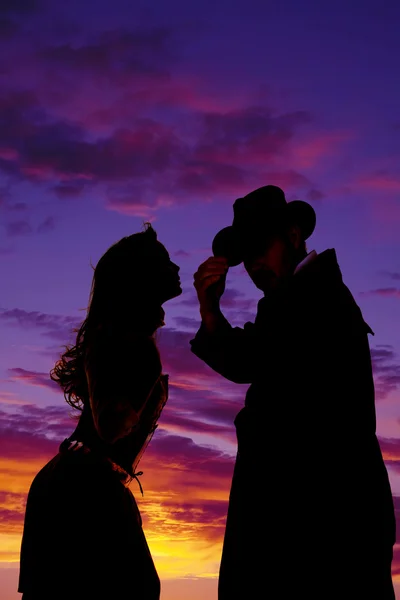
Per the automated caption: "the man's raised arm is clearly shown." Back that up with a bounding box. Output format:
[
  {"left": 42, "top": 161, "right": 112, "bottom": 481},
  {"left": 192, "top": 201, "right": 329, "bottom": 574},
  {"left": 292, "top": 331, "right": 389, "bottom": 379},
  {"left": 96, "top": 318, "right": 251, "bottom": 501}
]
[{"left": 190, "top": 256, "right": 260, "bottom": 384}]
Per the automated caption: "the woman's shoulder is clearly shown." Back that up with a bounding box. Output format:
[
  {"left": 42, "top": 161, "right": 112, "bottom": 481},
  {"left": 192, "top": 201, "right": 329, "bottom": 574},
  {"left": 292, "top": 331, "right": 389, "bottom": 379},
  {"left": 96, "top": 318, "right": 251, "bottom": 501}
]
[
  {"left": 27, "top": 452, "right": 78, "bottom": 501},
  {"left": 29, "top": 447, "right": 122, "bottom": 495}
]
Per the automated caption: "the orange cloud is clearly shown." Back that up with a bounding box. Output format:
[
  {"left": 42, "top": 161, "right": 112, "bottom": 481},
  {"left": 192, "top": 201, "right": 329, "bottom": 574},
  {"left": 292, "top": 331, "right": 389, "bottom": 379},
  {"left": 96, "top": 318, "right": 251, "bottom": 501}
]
[{"left": 0, "top": 403, "right": 234, "bottom": 577}]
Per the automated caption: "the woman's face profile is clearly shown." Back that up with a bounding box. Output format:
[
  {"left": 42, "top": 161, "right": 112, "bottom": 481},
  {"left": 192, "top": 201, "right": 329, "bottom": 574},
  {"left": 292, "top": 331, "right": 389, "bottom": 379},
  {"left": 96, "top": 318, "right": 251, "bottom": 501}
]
[{"left": 149, "top": 241, "right": 182, "bottom": 303}]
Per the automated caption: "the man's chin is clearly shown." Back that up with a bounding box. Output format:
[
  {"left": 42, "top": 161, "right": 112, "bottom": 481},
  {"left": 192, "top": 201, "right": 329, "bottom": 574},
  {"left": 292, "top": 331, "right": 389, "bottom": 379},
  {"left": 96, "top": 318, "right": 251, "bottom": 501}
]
[
  {"left": 258, "top": 282, "right": 278, "bottom": 294},
  {"left": 252, "top": 271, "right": 278, "bottom": 293}
]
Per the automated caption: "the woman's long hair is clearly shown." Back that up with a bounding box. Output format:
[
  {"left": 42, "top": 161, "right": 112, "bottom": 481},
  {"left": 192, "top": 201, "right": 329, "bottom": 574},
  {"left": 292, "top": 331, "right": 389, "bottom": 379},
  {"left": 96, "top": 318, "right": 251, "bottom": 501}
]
[{"left": 50, "top": 223, "right": 162, "bottom": 411}]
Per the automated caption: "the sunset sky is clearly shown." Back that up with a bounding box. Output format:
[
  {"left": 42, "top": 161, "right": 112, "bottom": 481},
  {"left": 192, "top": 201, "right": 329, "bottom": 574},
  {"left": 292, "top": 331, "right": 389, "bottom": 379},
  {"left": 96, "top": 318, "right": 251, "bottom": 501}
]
[{"left": 1, "top": 0, "right": 400, "bottom": 598}]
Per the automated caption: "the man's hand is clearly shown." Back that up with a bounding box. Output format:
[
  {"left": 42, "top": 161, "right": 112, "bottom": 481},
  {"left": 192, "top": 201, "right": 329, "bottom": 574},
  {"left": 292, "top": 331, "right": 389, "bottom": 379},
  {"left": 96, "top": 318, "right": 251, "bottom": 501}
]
[{"left": 193, "top": 257, "right": 228, "bottom": 321}]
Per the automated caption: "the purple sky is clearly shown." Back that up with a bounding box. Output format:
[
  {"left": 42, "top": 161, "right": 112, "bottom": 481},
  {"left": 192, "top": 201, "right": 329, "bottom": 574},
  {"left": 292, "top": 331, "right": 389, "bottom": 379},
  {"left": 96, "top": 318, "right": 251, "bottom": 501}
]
[{"left": 1, "top": 0, "right": 400, "bottom": 598}]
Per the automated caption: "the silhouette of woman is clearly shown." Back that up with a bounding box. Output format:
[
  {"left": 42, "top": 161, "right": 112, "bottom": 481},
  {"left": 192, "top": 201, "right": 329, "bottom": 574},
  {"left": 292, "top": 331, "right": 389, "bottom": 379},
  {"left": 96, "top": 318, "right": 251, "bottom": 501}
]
[{"left": 18, "top": 224, "right": 182, "bottom": 600}]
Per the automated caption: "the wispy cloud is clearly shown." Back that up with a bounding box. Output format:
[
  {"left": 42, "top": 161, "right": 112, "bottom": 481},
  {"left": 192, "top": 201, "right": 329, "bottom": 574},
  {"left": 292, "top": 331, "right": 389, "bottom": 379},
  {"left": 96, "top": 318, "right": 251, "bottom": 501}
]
[
  {"left": 357, "top": 172, "right": 400, "bottom": 192},
  {"left": 0, "top": 308, "right": 81, "bottom": 341},
  {"left": 7, "top": 367, "right": 59, "bottom": 392},
  {"left": 371, "top": 346, "right": 400, "bottom": 400},
  {"left": 361, "top": 288, "right": 400, "bottom": 299},
  {"left": 377, "top": 271, "right": 400, "bottom": 282},
  {"left": 5, "top": 219, "right": 32, "bottom": 237}
]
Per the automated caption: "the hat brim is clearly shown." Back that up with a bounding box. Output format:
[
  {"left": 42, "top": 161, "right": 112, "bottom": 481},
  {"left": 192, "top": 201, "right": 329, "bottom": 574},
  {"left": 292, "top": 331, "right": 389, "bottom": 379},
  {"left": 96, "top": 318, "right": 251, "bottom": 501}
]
[
  {"left": 287, "top": 200, "right": 316, "bottom": 241},
  {"left": 212, "top": 200, "right": 316, "bottom": 267},
  {"left": 212, "top": 226, "right": 243, "bottom": 267}
]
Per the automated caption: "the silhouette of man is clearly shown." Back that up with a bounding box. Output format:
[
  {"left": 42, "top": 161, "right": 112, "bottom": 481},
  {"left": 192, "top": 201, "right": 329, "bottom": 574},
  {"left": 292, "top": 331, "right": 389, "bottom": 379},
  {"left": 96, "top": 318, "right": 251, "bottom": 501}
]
[{"left": 190, "top": 185, "right": 396, "bottom": 599}]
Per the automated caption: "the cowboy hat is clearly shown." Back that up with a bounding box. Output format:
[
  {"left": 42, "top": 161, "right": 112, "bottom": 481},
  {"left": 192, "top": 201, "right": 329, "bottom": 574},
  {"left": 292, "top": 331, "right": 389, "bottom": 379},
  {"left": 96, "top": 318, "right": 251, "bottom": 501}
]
[{"left": 212, "top": 185, "right": 316, "bottom": 266}]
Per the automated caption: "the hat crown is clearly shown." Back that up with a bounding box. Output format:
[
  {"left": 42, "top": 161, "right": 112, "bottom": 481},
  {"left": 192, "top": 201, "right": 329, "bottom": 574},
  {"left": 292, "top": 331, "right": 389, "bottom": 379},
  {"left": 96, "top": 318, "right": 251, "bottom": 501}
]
[
  {"left": 233, "top": 185, "right": 287, "bottom": 229},
  {"left": 245, "top": 184, "right": 286, "bottom": 202}
]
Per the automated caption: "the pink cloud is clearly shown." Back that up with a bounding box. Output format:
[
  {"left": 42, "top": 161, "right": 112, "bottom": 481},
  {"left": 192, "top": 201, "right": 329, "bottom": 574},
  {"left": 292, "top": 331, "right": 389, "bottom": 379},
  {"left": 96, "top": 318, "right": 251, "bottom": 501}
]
[
  {"left": 0, "top": 79, "right": 326, "bottom": 212},
  {"left": 0, "top": 420, "right": 61, "bottom": 462},
  {"left": 7, "top": 367, "right": 59, "bottom": 392},
  {"left": 286, "top": 131, "right": 354, "bottom": 169},
  {"left": 361, "top": 288, "right": 400, "bottom": 299},
  {"left": 0, "top": 17, "right": 379, "bottom": 224},
  {"left": 0, "top": 147, "right": 19, "bottom": 160},
  {"left": 348, "top": 170, "right": 400, "bottom": 227},
  {"left": 106, "top": 191, "right": 175, "bottom": 218},
  {"left": 358, "top": 174, "right": 400, "bottom": 192},
  {"left": 370, "top": 346, "right": 400, "bottom": 400},
  {"left": 378, "top": 440, "right": 400, "bottom": 497}
]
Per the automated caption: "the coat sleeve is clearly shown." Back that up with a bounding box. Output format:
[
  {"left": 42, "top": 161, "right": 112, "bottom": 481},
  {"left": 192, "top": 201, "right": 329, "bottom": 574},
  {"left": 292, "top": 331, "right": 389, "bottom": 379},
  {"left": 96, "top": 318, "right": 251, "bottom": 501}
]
[
  {"left": 189, "top": 316, "right": 262, "bottom": 384},
  {"left": 85, "top": 331, "right": 162, "bottom": 444}
]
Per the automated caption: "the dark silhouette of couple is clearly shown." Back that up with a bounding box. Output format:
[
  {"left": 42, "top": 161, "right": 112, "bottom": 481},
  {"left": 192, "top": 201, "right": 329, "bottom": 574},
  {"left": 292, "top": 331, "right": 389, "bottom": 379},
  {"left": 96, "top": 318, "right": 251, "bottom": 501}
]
[{"left": 18, "top": 185, "right": 396, "bottom": 599}]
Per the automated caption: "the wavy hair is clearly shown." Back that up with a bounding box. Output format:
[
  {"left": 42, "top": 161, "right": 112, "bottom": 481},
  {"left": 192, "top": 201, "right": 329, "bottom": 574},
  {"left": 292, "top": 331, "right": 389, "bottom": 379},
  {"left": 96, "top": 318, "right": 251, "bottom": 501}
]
[{"left": 50, "top": 222, "right": 162, "bottom": 411}]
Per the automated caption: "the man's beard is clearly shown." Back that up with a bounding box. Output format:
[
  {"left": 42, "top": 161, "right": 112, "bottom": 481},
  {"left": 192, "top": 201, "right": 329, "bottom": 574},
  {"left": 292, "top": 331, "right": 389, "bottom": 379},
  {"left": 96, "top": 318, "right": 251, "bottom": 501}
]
[
  {"left": 254, "top": 257, "right": 300, "bottom": 295},
  {"left": 250, "top": 268, "right": 279, "bottom": 293}
]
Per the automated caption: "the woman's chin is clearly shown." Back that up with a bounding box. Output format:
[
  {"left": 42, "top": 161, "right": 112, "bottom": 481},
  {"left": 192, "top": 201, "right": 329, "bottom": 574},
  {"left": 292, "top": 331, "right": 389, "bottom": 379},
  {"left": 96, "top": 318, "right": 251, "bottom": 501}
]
[
  {"left": 162, "top": 284, "right": 182, "bottom": 303},
  {"left": 171, "top": 284, "right": 183, "bottom": 299}
]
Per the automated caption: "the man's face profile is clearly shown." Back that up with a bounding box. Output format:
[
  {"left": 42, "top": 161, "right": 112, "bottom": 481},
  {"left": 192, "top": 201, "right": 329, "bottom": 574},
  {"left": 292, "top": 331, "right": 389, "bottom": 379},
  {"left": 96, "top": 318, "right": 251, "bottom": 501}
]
[{"left": 243, "top": 226, "right": 302, "bottom": 294}]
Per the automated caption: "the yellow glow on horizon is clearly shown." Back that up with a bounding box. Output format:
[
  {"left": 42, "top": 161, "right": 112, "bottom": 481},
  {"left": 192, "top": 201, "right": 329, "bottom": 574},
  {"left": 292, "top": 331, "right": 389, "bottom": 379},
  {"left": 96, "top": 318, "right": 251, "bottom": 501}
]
[
  {"left": 0, "top": 453, "right": 228, "bottom": 581},
  {"left": 147, "top": 536, "right": 221, "bottom": 579},
  {"left": 0, "top": 536, "right": 22, "bottom": 563}
]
